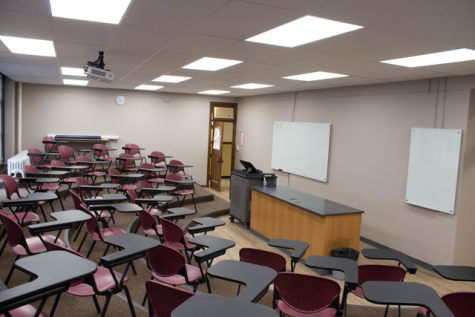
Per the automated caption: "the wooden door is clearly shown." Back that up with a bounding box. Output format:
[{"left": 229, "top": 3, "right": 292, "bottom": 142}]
[{"left": 210, "top": 121, "right": 224, "bottom": 191}]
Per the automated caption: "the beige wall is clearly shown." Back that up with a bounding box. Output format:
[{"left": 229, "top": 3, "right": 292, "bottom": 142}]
[
  {"left": 21, "top": 84, "right": 237, "bottom": 185},
  {"left": 236, "top": 76, "right": 475, "bottom": 265}
]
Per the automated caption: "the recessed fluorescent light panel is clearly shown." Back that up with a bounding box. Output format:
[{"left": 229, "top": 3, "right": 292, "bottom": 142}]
[
  {"left": 183, "top": 57, "right": 242, "bottom": 71},
  {"left": 153, "top": 75, "right": 191, "bottom": 83},
  {"left": 283, "top": 71, "right": 348, "bottom": 81},
  {"left": 50, "top": 0, "right": 132, "bottom": 24},
  {"left": 0, "top": 36, "right": 56, "bottom": 57},
  {"left": 198, "top": 90, "right": 230, "bottom": 95},
  {"left": 61, "top": 67, "right": 86, "bottom": 77},
  {"left": 246, "top": 16, "right": 362, "bottom": 48},
  {"left": 381, "top": 48, "right": 475, "bottom": 67},
  {"left": 63, "top": 79, "right": 88, "bottom": 86},
  {"left": 231, "top": 83, "right": 274, "bottom": 89},
  {"left": 135, "top": 85, "right": 163, "bottom": 90}
]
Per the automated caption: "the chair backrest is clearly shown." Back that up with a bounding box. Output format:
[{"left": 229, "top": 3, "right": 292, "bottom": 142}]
[
  {"left": 161, "top": 218, "right": 185, "bottom": 245},
  {"left": 93, "top": 144, "right": 108, "bottom": 158},
  {"left": 358, "top": 264, "right": 406, "bottom": 287},
  {"left": 109, "top": 168, "right": 121, "bottom": 184},
  {"left": 239, "top": 248, "right": 287, "bottom": 273},
  {"left": 43, "top": 136, "right": 56, "bottom": 152},
  {"left": 274, "top": 272, "right": 341, "bottom": 314},
  {"left": 138, "top": 210, "right": 156, "bottom": 231},
  {"left": 28, "top": 148, "right": 43, "bottom": 165},
  {"left": 24, "top": 165, "right": 39, "bottom": 173},
  {"left": 165, "top": 173, "right": 182, "bottom": 189},
  {"left": 80, "top": 204, "right": 100, "bottom": 237},
  {"left": 441, "top": 292, "right": 475, "bottom": 317},
  {"left": 51, "top": 160, "right": 67, "bottom": 167},
  {"left": 125, "top": 143, "right": 141, "bottom": 156},
  {"left": 146, "top": 244, "right": 186, "bottom": 277},
  {"left": 0, "top": 211, "right": 28, "bottom": 253},
  {"left": 140, "top": 162, "right": 155, "bottom": 179},
  {"left": 118, "top": 153, "right": 135, "bottom": 168},
  {"left": 75, "top": 177, "right": 89, "bottom": 198},
  {"left": 127, "top": 189, "right": 138, "bottom": 203},
  {"left": 138, "top": 180, "right": 151, "bottom": 197},
  {"left": 146, "top": 280, "right": 195, "bottom": 317},
  {"left": 58, "top": 145, "right": 75, "bottom": 161},
  {"left": 1, "top": 174, "right": 20, "bottom": 199},
  {"left": 70, "top": 189, "right": 83, "bottom": 209},
  {"left": 78, "top": 155, "right": 92, "bottom": 162},
  {"left": 150, "top": 151, "right": 165, "bottom": 165},
  {"left": 169, "top": 160, "right": 184, "bottom": 173}
]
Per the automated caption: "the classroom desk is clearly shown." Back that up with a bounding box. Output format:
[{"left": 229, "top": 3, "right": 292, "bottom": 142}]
[
  {"left": 110, "top": 173, "right": 144, "bottom": 185},
  {"left": 190, "top": 235, "right": 235, "bottom": 267},
  {"left": 362, "top": 281, "right": 455, "bottom": 317},
  {"left": 172, "top": 294, "right": 279, "bottom": 317},
  {"left": 80, "top": 184, "right": 120, "bottom": 197},
  {"left": 188, "top": 217, "right": 225, "bottom": 236},
  {"left": 362, "top": 249, "right": 417, "bottom": 274},
  {"left": 122, "top": 147, "right": 145, "bottom": 151},
  {"left": 42, "top": 140, "right": 69, "bottom": 153},
  {"left": 76, "top": 149, "right": 95, "bottom": 156},
  {"left": 135, "top": 195, "right": 173, "bottom": 209},
  {"left": 28, "top": 210, "right": 91, "bottom": 243},
  {"left": 27, "top": 152, "right": 61, "bottom": 166},
  {"left": 154, "top": 185, "right": 177, "bottom": 193},
  {"left": 251, "top": 186, "right": 363, "bottom": 257},
  {"left": 433, "top": 265, "right": 475, "bottom": 282},
  {"left": 89, "top": 203, "right": 143, "bottom": 214},
  {"left": 268, "top": 238, "right": 309, "bottom": 272},
  {"left": 0, "top": 251, "right": 97, "bottom": 316},
  {"left": 161, "top": 207, "right": 195, "bottom": 222},
  {"left": 26, "top": 171, "right": 68, "bottom": 178},
  {"left": 207, "top": 260, "right": 277, "bottom": 303},
  {"left": 137, "top": 167, "right": 167, "bottom": 173},
  {"left": 51, "top": 165, "right": 88, "bottom": 173},
  {"left": 84, "top": 194, "right": 127, "bottom": 205}
]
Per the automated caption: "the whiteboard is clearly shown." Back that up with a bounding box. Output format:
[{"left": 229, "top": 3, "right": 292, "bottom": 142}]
[
  {"left": 271, "top": 122, "right": 331, "bottom": 182},
  {"left": 405, "top": 128, "right": 462, "bottom": 214}
]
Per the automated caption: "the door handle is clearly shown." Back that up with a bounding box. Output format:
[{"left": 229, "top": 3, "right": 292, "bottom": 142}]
[{"left": 217, "top": 157, "right": 224, "bottom": 164}]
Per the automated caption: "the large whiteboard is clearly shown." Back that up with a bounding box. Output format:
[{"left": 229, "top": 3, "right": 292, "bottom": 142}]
[
  {"left": 405, "top": 128, "right": 462, "bottom": 214},
  {"left": 271, "top": 122, "right": 331, "bottom": 182}
]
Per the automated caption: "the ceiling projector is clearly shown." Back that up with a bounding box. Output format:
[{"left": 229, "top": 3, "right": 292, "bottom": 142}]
[{"left": 84, "top": 51, "right": 114, "bottom": 83}]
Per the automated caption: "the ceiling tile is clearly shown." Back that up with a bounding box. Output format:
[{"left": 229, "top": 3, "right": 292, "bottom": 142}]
[
  {"left": 240, "top": 0, "right": 337, "bottom": 13},
  {"left": 429, "top": 27, "right": 475, "bottom": 48},
  {"left": 14, "top": 55, "right": 59, "bottom": 67},
  {"left": 342, "top": 38, "right": 458, "bottom": 61},
  {"left": 163, "top": 33, "right": 237, "bottom": 55},
  {"left": 110, "top": 83, "right": 136, "bottom": 89},
  {"left": 56, "top": 50, "right": 99, "bottom": 60},
  {"left": 329, "top": 62, "right": 405, "bottom": 75},
  {"left": 55, "top": 42, "right": 107, "bottom": 54},
  {"left": 109, "top": 25, "right": 181, "bottom": 51},
  {"left": 0, "top": 62, "right": 27, "bottom": 72},
  {"left": 103, "top": 62, "right": 140, "bottom": 74},
  {"left": 0, "top": 51, "right": 18, "bottom": 63},
  {"left": 0, "top": 40, "right": 9, "bottom": 52},
  {"left": 24, "top": 64, "right": 60, "bottom": 74},
  {"left": 418, "top": 60, "right": 475, "bottom": 74},
  {"left": 30, "top": 72, "right": 61, "bottom": 79},
  {"left": 223, "top": 62, "right": 278, "bottom": 74},
  {"left": 105, "top": 47, "right": 156, "bottom": 64},
  {"left": 144, "top": 52, "right": 202, "bottom": 68},
  {"left": 58, "top": 57, "right": 88, "bottom": 68},
  {"left": 0, "top": 0, "right": 51, "bottom": 15},
  {"left": 166, "top": 68, "right": 210, "bottom": 77},
  {"left": 292, "top": 55, "right": 370, "bottom": 71},
  {"left": 359, "top": 68, "right": 442, "bottom": 80},
  {"left": 299, "top": 27, "right": 417, "bottom": 54},
  {"left": 190, "top": 1, "right": 303, "bottom": 40},
  {"left": 115, "top": 78, "right": 148, "bottom": 85},
  {"left": 122, "top": 0, "right": 229, "bottom": 31},
  {"left": 310, "top": 0, "right": 460, "bottom": 26},
  {"left": 201, "top": 72, "right": 242, "bottom": 80},
  {"left": 52, "top": 18, "right": 118, "bottom": 46},
  {"left": 376, "top": 0, "right": 475, "bottom": 37},
  {"left": 9, "top": 76, "right": 37, "bottom": 83},
  {"left": 248, "top": 66, "right": 308, "bottom": 78},
  {"left": 208, "top": 41, "right": 285, "bottom": 61},
  {"left": 36, "top": 78, "right": 63, "bottom": 85},
  {"left": 0, "top": 10, "right": 54, "bottom": 40},
  {"left": 252, "top": 49, "right": 330, "bottom": 66}
]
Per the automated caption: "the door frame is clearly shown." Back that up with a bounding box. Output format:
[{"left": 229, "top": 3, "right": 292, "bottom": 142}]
[{"left": 206, "top": 102, "right": 238, "bottom": 187}]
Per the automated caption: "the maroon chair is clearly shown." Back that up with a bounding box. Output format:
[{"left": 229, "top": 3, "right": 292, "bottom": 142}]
[
  {"left": 23, "top": 165, "right": 65, "bottom": 211},
  {"left": 0, "top": 210, "right": 67, "bottom": 286},
  {"left": 1, "top": 174, "right": 44, "bottom": 224},
  {"left": 140, "top": 162, "right": 164, "bottom": 187},
  {"left": 138, "top": 210, "right": 163, "bottom": 242},
  {"left": 27, "top": 148, "right": 51, "bottom": 170},
  {"left": 351, "top": 264, "right": 407, "bottom": 317},
  {"left": 138, "top": 180, "right": 153, "bottom": 198},
  {"left": 273, "top": 272, "right": 341, "bottom": 317},
  {"left": 142, "top": 244, "right": 210, "bottom": 305},
  {"left": 124, "top": 143, "right": 146, "bottom": 162},
  {"left": 417, "top": 292, "right": 475, "bottom": 317},
  {"left": 117, "top": 152, "right": 139, "bottom": 173},
  {"left": 51, "top": 160, "right": 77, "bottom": 198},
  {"left": 0, "top": 305, "right": 49, "bottom": 317},
  {"left": 160, "top": 218, "right": 197, "bottom": 264},
  {"left": 239, "top": 248, "right": 287, "bottom": 273},
  {"left": 78, "top": 155, "right": 106, "bottom": 184},
  {"left": 146, "top": 280, "right": 195, "bottom": 317},
  {"left": 75, "top": 177, "right": 106, "bottom": 202},
  {"left": 43, "top": 136, "right": 58, "bottom": 153},
  {"left": 76, "top": 205, "right": 126, "bottom": 258},
  {"left": 44, "top": 241, "right": 129, "bottom": 315},
  {"left": 93, "top": 144, "right": 115, "bottom": 162},
  {"left": 150, "top": 151, "right": 168, "bottom": 168},
  {"left": 109, "top": 168, "right": 137, "bottom": 193},
  {"left": 127, "top": 189, "right": 162, "bottom": 219},
  {"left": 57, "top": 145, "right": 77, "bottom": 164},
  {"left": 169, "top": 159, "right": 193, "bottom": 180},
  {"left": 165, "top": 173, "right": 197, "bottom": 212}
]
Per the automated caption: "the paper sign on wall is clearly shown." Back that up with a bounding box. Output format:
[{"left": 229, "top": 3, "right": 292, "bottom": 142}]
[{"left": 239, "top": 133, "right": 244, "bottom": 146}]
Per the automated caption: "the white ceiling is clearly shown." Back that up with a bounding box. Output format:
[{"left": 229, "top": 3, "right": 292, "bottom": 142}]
[{"left": 1, "top": 0, "right": 475, "bottom": 97}]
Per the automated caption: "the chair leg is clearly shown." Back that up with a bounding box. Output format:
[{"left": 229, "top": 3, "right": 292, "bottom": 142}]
[
  {"left": 384, "top": 305, "right": 389, "bottom": 317},
  {"left": 193, "top": 283, "right": 198, "bottom": 292},
  {"left": 86, "top": 241, "right": 96, "bottom": 258},
  {"left": 206, "top": 277, "right": 212, "bottom": 294},
  {"left": 102, "top": 244, "right": 111, "bottom": 256},
  {"left": 56, "top": 190, "right": 65, "bottom": 211},
  {"left": 5, "top": 255, "right": 20, "bottom": 285},
  {"left": 130, "top": 261, "right": 137, "bottom": 275},
  {"left": 191, "top": 194, "right": 197, "bottom": 212},
  {"left": 77, "top": 232, "right": 88, "bottom": 252},
  {"left": 39, "top": 204, "right": 48, "bottom": 222},
  {"left": 237, "top": 283, "right": 241, "bottom": 295},
  {"left": 0, "top": 237, "right": 7, "bottom": 258},
  {"left": 398, "top": 305, "right": 401, "bottom": 317},
  {"left": 49, "top": 293, "right": 62, "bottom": 316},
  {"left": 123, "top": 285, "right": 137, "bottom": 317},
  {"left": 92, "top": 295, "right": 102, "bottom": 314},
  {"left": 100, "top": 294, "right": 112, "bottom": 317},
  {"left": 73, "top": 222, "right": 84, "bottom": 243}
]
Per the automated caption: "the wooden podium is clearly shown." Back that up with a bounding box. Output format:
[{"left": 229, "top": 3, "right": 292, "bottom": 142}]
[{"left": 250, "top": 186, "right": 363, "bottom": 258}]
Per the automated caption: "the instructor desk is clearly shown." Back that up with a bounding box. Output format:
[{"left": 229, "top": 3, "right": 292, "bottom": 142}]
[{"left": 250, "top": 186, "right": 363, "bottom": 257}]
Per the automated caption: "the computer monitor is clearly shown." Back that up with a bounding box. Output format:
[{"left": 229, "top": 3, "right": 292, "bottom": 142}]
[{"left": 240, "top": 160, "right": 259, "bottom": 174}]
